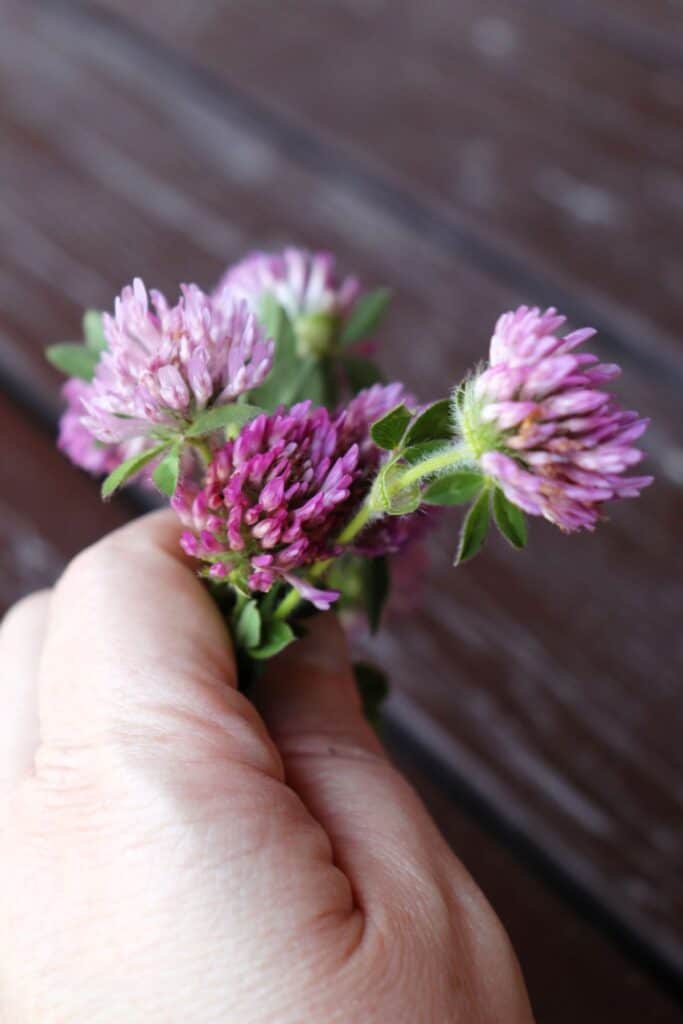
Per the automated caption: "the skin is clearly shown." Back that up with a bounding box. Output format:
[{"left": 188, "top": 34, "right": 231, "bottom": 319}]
[{"left": 0, "top": 511, "right": 534, "bottom": 1023}]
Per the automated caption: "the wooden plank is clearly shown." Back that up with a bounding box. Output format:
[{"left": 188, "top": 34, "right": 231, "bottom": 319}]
[
  {"left": 0, "top": 398, "right": 130, "bottom": 607},
  {"left": 2, "top": 1, "right": 683, "bottom": 979},
  {"left": 91, "top": 0, "right": 683, "bottom": 362},
  {"left": 0, "top": 393, "right": 680, "bottom": 1022},
  {"left": 549, "top": 0, "right": 683, "bottom": 62},
  {"left": 384, "top": 726, "right": 683, "bottom": 1022}
]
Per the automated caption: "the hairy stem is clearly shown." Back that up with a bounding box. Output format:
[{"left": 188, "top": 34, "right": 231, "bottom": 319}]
[{"left": 273, "top": 442, "right": 469, "bottom": 622}]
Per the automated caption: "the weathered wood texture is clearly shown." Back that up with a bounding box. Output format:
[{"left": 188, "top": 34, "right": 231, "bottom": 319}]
[
  {"left": 93, "top": 0, "right": 683, "bottom": 361},
  {"left": 0, "top": 399, "right": 130, "bottom": 606},
  {"left": 0, "top": 392, "right": 680, "bottom": 1022},
  {"left": 1, "top": 0, "right": 681, "bottom": 997}
]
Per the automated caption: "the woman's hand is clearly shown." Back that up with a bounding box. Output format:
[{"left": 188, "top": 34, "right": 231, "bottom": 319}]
[{"left": 0, "top": 511, "right": 533, "bottom": 1022}]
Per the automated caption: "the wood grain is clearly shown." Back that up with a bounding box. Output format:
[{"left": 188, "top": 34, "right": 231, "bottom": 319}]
[
  {"left": 2, "top": 0, "right": 682, "bottom": 986},
  {"left": 0, "top": 398, "right": 130, "bottom": 606},
  {"left": 92, "top": 0, "right": 683, "bottom": 360}
]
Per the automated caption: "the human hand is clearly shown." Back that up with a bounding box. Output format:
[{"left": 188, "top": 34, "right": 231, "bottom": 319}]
[{"left": 0, "top": 511, "right": 533, "bottom": 1023}]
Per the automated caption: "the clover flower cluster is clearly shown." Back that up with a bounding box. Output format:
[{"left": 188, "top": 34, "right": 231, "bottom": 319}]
[
  {"left": 51, "top": 250, "right": 652, "bottom": 648},
  {"left": 171, "top": 383, "right": 424, "bottom": 606},
  {"left": 216, "top": 248, "right": 359, "bottom": 324},
  {"left": 172, "top": 402, "right": 357, "bottom": 608},
  {"left": 460, "top": 306, "right": 652, "bottom": 531},
  {"left": 82, "top": 278, "right": 273, "bottom": 446}
]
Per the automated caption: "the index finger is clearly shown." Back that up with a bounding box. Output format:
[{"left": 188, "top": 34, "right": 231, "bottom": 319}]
[{"left": 37, "top": 511, "right": 276, "bottom": 771}]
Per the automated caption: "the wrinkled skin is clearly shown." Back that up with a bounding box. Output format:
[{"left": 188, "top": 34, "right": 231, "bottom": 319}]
[{"left": 0, "top": 511, "right": 534, "bottom": 1023}]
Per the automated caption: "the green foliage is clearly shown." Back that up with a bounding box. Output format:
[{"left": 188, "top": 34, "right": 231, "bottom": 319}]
[
  {"left": 152, "top": 444, "right": 181, "bottom": 497},
  {"left": 259, "top": 292, "right": 284, "bottom": 340},
  {"left": 101, "top": 443, "right": 167, "bottom": 499},
  {"left": 492, "top": 487, "right": 528, "bottom": 549},
  {"left": 83, "top": 310, "right": 107, "bottom": 354},
  {"left": 186, "top": 403, "right": 264, "bottom": 437},
  {"left": 340, "top": 288, "right": 392, "bottom": 346},
  {"left": 46, "top": 343, "right": 99, "bottom": 381},
  {"left": 454, "top": 488, "right": 490, "bottom": 565},
  {"left": 370, "top": 404, "right": 412, "bottom": 450},
  {"left": 235, "top": 600, "right": 262, "bottom": 650},
  {"left": 376, "top": 463, "right": 421, "bottom": 515},
  {"left": 402, "top": 440, "right": 446, "bottom": 465},
  {"left": 424, "top": 470, "right": 484, "bottom": 506},
  {"left": 250, "top": 305, "right": 300, "bottom": 410},
  {"left": 404, "top": 399, "right": 452, "bottom": 446},
  {"left": 249, "top": 619, "right": 296, "bottom": 659}
]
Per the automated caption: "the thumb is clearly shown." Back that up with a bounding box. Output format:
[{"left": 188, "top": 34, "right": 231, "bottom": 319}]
[{"left": 38, "top": 510, "right": 282, "bottom": 780}]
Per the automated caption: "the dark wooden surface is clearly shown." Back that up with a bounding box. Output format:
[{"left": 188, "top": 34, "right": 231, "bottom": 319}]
[{"left": 1, "top": 0, "right": 681, "bottom": 1018}]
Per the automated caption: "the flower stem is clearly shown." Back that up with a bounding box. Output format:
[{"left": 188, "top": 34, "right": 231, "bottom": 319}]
[
  {"left": 393, "top": 443, "right": 469, "bottom": 491},
  {"left": 272, "top": 443, "right": 468, "bottom": 622},
  {"left": 273, "top": 586, "right": 302, "bottom": 621},
  {"left": 336, "top": 502, "right": 373, "bottom": 545}
]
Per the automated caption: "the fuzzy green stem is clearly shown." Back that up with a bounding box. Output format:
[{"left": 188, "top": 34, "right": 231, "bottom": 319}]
[
  {"left": 272, "top": 443, "right": 472, "bottom": 622},
  {"left": 393, "top": 443, "right": 469, "bottom": 491}
]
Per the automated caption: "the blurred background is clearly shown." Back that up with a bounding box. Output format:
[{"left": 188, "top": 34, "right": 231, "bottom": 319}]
[{"left": 1, "top": 2, "right": 681, "bottom": 1019}]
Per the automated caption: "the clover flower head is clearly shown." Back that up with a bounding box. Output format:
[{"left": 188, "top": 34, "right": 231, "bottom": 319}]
[
  {"left": 81, "top": 278, "right": 273, "bottom": 445},
  {"left": 459, "top": 306, "right": 652, "bottom": 531},
  {"left": 58, "top": 379, "right": 123, "bottom": 475},
  {"left": 172, "top": 402, "right": 360, "bottom": 609},
  {"left": 215, "top": 248, "right": 360, "bottom": 357}
]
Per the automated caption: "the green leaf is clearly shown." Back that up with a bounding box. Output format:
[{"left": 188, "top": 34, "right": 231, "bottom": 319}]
[
  {"left": 83, "top": 310, "right": 107, "bottom": 354},
  {"left": 377, "top": 463, "right": 422, "bottom": 515},
  {"left": 492, "top": 487, "right": 528, "bottom": 549},
  {"left": 291, "top": 358, "right": 327, "bottom": 406},
  {"left": 424, "top": 470, "right": 484, "bottom": 506},
  {"left": 404, "top": 399, "right": 453, "bottom": 446},
  {"left": 235, "top": 600, "right": 262, "bottom": 650},
  {"left": 340, "top": 288, "right": 392, "bottom": 346},
  {"left": 249, "top": 620, "right": 295, "bottom": 660},
  {"left": 259, "top": 292, "right": 284, "bottom": 339},
  {"left": 101, "top": 443, "right": 167, "bottom": 499},
  {"left": 362, "top": 556, "right": 390, "bottom": 634},
  {"left": 249, "top": 309, "right": 300, "bottom": 411},
  {"left": 46, "top": 343, "right": 99, "bottom": 381},
  {"left": 371, "top": 404, "right": 412, "bottom": 450},
  {"left": 402, "top": 440, "right": 446, "bottom": 465},
  {"left": 186, "top": 403, "right": 264, "bottom": 438},
  {"left": 353, "top": 661, "right": 389, "bottom": 729},
  {"left": 342, "top": 355, "right": 384, "bottom": 394},
  {"left": 454, "top": 488, "right": 490, "bottom": 565},
  {"left": 152, "top": 444, "right": 181, "bottom": 497}
]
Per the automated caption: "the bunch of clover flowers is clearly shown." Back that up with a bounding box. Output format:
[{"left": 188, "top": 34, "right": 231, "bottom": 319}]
[
  {"left": 47, "top": 249, "right": 652, "bottom": 668},
  {"left": 49, "top": 279, "right": 275, "bottom": 496}
]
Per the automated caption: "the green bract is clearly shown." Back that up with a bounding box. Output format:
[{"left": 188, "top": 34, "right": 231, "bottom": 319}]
[
  {"left": 101, "top": 443, "right": 168, "bottom": 499},
  {"left": 454, "top": 487, "right": 490, "bottom": 565},
  {"left": 493, "top": 487, "right": 528, "bottom": 549},
  {"left": 340, "top": 288, "right": 391, "bottom": 346},
  {"left": 46, "top": 343, "right": 100, "bottom": 382}
]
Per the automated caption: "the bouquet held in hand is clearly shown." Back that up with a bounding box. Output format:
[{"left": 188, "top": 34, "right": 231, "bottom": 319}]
[{"left": 49, "top": 248, "right": 652, "bottom": 713}]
